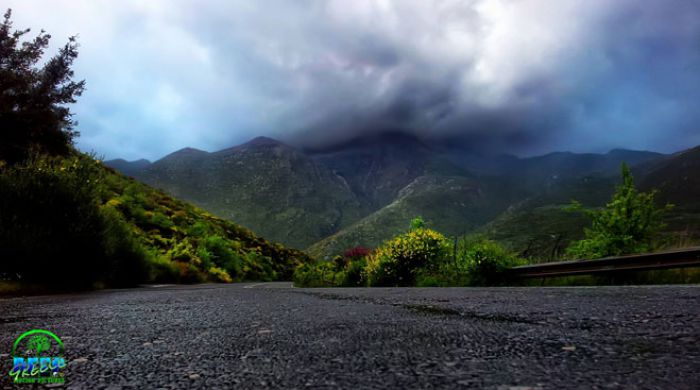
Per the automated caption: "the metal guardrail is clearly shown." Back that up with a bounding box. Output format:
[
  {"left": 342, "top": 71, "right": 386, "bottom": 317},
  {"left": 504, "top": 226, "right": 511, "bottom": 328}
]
[{"left": 509, "top": 247, "right": 700, "bottom": 278}]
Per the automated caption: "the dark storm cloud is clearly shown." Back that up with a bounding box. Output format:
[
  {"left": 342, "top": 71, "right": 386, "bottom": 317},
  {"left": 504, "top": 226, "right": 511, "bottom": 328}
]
[{"left": 4, "top": 0, "right": 700, "bottom": 159}]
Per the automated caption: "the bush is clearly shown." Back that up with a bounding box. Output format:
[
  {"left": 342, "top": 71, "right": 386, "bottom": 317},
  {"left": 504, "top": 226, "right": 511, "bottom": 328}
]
[
  {"left": 208, "top": 266, "right": 233, "bottom": 283},
  {"left": 149, "top": 255, "right": 180, "bottom": 283},
  {"left": 343, "top": 257, "right": 368, "bottom": 287},
  {"left": 202, "top": 235, "right": 241, "bottom": 278},
  {"left": 0, "top": 156, "right": 150, "bottom": 288},
  {"left": 566, "top": 163, "right": 673, "bottom": 259},
  {"left": 461, "top": 240, "right": 524, "bottom": 286},
  {"left": 365, "top": 228, "right": 449, "bottom": 286},
  {"left": 293, "top": 262, "right": 346, "bottom": 287}
]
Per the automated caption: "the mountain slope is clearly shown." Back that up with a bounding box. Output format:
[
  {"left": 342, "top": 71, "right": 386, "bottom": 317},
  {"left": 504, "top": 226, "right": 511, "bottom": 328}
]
[
  {"left": 445, "top": 148, "right": 663, "bottom": 189},
  {"left": 1, "top": 152, "right": 311, "bottom": 289},
  {"left": 99, "top": 160, "right": 311, "bottom": 280},
  {"left": 637, "top": 146, "right": 700, "bottom": 244},
  {"left": 105, "top": 133, "right": 697, "bottom": 261},
  {"left": 307, "top": 174, "right": 523, "bottom": 258},
  {"left": 135, "top": 137, "right": 364, "bottom": 249},
  {"left": 310, "top": 132, "right": 469, "bottom": 211}
]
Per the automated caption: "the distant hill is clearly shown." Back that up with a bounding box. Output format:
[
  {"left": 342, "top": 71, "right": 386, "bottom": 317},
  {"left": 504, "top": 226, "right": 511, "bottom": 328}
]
[
  {"left": 310, "top": 131, "right": 469, "bottom": 211},
  {"left": 103, "top": 158, "right": 151, "bottom": 177},
  {"left": 125, "top": 137, "right": 364, "bottom": 249},
  {"left": 107, "top": 133, "right": 700, "bottom": 260},
  {"left": 308, "top": 175, "right": 524, "bottom": 258},
  {"left": 637, "top": 146, "right": 700, "bottom": 245}
]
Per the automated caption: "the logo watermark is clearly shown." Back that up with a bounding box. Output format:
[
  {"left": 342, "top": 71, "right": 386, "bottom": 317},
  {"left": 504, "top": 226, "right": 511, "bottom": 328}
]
[{"left": 8, "top": 329, "right": 66, "bottom": 385}]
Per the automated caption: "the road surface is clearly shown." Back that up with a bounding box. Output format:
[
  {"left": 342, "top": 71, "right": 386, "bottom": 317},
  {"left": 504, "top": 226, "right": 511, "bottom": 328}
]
[{"left": 1, "top": 283, "right": 698, "bottom": 389}]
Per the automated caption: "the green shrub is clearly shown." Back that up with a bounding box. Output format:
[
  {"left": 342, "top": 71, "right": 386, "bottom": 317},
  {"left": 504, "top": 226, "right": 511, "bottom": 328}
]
[
  {"left": 149, "top": 255, "right": 180, "bottom": 283},
  {"left": 99, "top": 205, "right": 151, "bottom": 286},
  {"left": 149, "top": 212, "right": 174, "bottom": 230},
  {"left": 293, "top": 262, "right": 346, "bottom": 287},
  {"left": 566, "top": 163, "right": 673, "bottom": 259},
  {"left": 343, "top": 257, "right": 368, "bottom": 287},
  {"left": 0, "top": 156, "right": 150, "bottom": 288},
  {"left": 166, "top": 239, "right": 200, "bottom": 263},
  {"left": 461, "top": 240, "right": 524, "bottom": 286},
  {"left": 365, "top": 228, "right": 450, "bottom": 286},
  {"left": 202, "top": 235, "right": 241, "bottom": 278}
]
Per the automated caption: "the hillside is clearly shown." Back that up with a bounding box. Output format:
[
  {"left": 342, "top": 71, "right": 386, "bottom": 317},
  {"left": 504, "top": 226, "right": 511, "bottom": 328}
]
[
  {"left": 637, "top": 146, "right": 700, "bottom": 245},
  {"left": 310, "top": 132, "right": 469, "bottom": 210},
  {"left": 307, "top": 175, "right": 524, "bottom": 258},
  {"left": 133, "top": 137, "right": 364, "bottom": 249},
  {"left": 106, "top": 133, "right": 700, "bottom": 261},
  {"left": 98, "top": 158, "right": 312, "bottom": 281},
  {"left": 478, "top": 175, "right": 617, "bottom": 261},
  {"left": 0, "top": 152, "right": 311, "bottom": 290}
]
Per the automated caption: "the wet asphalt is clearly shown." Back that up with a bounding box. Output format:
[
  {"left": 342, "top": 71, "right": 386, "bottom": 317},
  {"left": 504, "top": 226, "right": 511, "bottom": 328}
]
[{"left": 1, "top": 283, "right": 698, "bottom": 389}]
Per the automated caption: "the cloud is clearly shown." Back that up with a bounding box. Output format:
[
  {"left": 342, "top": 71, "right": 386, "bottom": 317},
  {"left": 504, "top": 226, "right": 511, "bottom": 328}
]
[{"left": 4, "top": 0, "right": 699, "bottom": 159}]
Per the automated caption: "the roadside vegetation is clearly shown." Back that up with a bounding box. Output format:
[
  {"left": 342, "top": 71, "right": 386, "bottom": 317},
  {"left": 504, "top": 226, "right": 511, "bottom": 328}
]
[
  {"left": 294, "top": 217, "right": 525, "bottom": 287},
  {"left": 0, "top": 10, "right": 309, "bottom": 292},
  {"left": 565, "top": 163, "right": 673, "bottom": 259},
  {"left": 294, "top": 165, "right": 687, "bottom": 287}
]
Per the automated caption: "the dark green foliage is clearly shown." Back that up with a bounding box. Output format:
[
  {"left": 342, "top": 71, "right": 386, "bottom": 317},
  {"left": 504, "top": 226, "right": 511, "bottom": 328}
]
[
  {"left": 292, "top": 262, "right": 346, "bottom": 288},
  {"left": 292, "top": 248, "right": 369, "bottom": 287},
  {"left": 415, "top": 237, "right": 524, "bottom": 287},
  {"left": 100, "top": 162, "right": 311, "bottom": 283},
  {"left": 0, "top": 152, "right": 313, "bottom": 289},
  {"left": 202, "top": 235, "right": 241, "bottom": 277},
  {"left": 410, "top": 216, "right": 425, "bottom": 230},
  {"left": 0, "top": 155, "right": 149, "bottom": 288},
  {"left": 566, "top": 163, "right": 673, "bottom": 259},
  {"left": 343, "top": 257, "right": 367, "bottom": 287},
  {"left": 458, "top": 239, "right": 524, "bottom": 286},
  {"left": 0, "top": 10, "right": 85, "bottom": 164}
]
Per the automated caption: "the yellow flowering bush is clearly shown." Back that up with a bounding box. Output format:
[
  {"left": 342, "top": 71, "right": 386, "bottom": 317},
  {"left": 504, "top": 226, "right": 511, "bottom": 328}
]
[
  {"left": 208, "top": 266, "right": 233, "bottom": 283},
  {"left": 366, "top": 228, "right": 449, "bottom": 286}
]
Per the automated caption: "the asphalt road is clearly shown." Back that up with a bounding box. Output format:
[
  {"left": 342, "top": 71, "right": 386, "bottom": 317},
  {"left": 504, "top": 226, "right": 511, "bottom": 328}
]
[{"left": 1, "top": 283, "right": 699, "bottom": 389}]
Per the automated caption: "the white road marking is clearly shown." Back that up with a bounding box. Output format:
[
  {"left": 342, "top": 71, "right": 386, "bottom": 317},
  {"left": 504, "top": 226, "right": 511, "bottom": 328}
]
[{"left": 243, "top": 283, "right": 267, "bottom": 289}]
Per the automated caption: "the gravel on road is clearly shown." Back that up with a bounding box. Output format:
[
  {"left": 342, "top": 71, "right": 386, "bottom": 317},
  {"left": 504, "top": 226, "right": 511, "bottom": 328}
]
[{"left": 1, "top": 283, "right": 698, "bottom": 389}]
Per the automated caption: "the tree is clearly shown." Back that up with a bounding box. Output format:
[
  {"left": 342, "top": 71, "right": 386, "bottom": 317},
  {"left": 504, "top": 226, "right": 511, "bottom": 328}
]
[
  {"left": 0, "top": 9, "right": 85, "bottom": 164},
  {"left": 410, "top": 216, "right": 425, "bottom": 230},
  {"left": 26, "top": 335, "right": 50, "bottom": 355},
  {"left": 566, "top": 163, "right": 673, "bottom": 259}
]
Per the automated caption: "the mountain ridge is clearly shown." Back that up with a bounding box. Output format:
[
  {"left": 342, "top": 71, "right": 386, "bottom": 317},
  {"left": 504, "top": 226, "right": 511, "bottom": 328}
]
[{"left": 105, "top": 134, "right": 697, "bottom": 259}]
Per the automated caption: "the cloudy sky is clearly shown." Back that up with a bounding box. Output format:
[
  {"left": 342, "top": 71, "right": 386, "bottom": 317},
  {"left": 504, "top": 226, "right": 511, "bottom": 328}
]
[{"left": 5, "top": 0, "right": 700, "bottom": 160}]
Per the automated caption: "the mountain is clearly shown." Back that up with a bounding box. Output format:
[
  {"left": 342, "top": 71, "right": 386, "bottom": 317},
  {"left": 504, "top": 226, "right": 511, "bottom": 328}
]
[
  {"left": 307, "top": 174, "right": 523, "bottom": 258},
  {"left": 103, "top": 158, "right": 151, "bottom": 177},
  {"left": 478, "top": 175, "right": 617, "bottom": 261},
  {"left": 309, "top": 132, "right": 469, "bottom": 211},
  {"left": 479, "top": 148, "right": 700, "bottom": 260},
  {"left": 107, "top": 133, "right": 700, "bottom": 260},
  {"left": 638, "top": 145, "right": 700, "bottom": 206},
  {"left": 131, "top": 137, "right": 364, "bottom": 249},
  {"left": 445, "top": 148, "right": 663, "bottom": 190},
  {"left": 637, "top": 146, "right": 700, "bottom": 244}
]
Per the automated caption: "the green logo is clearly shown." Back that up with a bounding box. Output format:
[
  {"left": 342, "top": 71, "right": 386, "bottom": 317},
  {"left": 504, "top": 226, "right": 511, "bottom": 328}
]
[{"left": 8, "top": 329, "right": 66, "bottom": 385}]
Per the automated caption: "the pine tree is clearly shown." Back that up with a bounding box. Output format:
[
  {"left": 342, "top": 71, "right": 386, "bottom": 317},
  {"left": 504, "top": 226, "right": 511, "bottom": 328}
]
[
  {"left": 566, "top": 163, "right": 673, "bottom": 259},
  {"left": 0, "top": 9, "right": 85, "bottom": 164}
]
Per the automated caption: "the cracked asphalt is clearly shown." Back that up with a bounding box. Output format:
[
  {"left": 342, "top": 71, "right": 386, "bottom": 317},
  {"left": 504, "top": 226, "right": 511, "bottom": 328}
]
[{"left": 1, "top": 283, "right": 698, "bottom": 389}]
